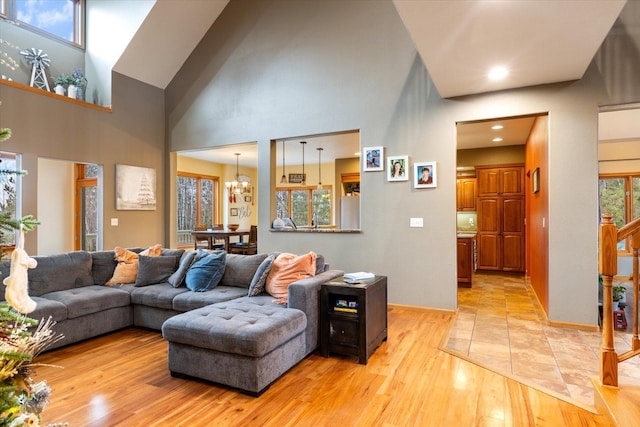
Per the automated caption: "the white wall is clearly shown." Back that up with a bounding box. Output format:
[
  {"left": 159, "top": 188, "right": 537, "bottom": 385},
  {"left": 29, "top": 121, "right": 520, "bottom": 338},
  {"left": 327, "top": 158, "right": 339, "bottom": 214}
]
[{"left": 37, "top": 158, "right": 74, "bottom": 255}]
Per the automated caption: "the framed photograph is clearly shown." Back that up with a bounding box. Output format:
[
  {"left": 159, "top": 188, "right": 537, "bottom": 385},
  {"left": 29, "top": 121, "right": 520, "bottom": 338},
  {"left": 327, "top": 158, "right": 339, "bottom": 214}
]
[
  {"left": 244, "top": 195, "right": 252, "bottom": 203},
  {"left": 115, "top": 164, "right": 157, "bottom": 210},
  {"left": 230, "top": 208, "right": 239, "bottom": 217},
  {"left": 387, "top": 155, "right": 409, "bottom": 181},
  {"left": 532, "top": 167, "right": 540, "bottom": 193},
  {"left": 363, "top": 146, "right": 384, "bottom": 171},
  {"left": 414, "top": 161, "right": 437, "bottom": 189}
]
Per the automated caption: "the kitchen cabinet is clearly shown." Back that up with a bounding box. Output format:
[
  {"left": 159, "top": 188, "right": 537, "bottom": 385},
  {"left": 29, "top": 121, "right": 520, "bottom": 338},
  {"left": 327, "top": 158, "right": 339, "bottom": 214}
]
[
  {"left": 456, "top": 178, "right": 477, "bottom": 211},
  {"left": 457, "top": 234, "right": 476, "bottom": 287},
  {"left": 476, "top": 165, "right": 525, "bottom": 272}
]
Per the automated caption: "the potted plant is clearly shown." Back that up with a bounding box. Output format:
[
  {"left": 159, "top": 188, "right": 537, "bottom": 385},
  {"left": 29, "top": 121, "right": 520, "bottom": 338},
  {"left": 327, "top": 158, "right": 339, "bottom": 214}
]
[
  {"left": 72, "top": 68, "right": 88, "bottom": 101},
  {"left": 613, "top": 285, "right": 626, "bottom": 310},
  {"left": 53, "top": 74, "right": 76, "bottom": 96}
]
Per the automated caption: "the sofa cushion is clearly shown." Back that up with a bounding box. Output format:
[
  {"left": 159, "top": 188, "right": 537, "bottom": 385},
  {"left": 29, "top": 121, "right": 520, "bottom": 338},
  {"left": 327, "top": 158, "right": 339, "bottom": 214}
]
[
  {"left": 29, "top": 251, "right": 94, "bottom": 296},
  {"left": 172, "top": 286, "right": 249, "bottom": 312},
  {"left": 219, "top": 253, "right": 268, "bottom": 289},
  {"left": 185, "top": 250, "right": 226, "bottom": 292},
  {"left": 29, "top": 296, "right": 68, "bottom": 322},
  {"left": 248, "top": 254, "right": 274, "bottom": 296},
  {"left": 135, "top": 256, "right": 178, "bottom": 287},
  {"left": 162, "top": 297, "right": 306, "bottom": 358},
  {"left": 266, "top": 252, "right": 317, "bottom": 301},
  {"left": 42, "top": 285, "right": 131, "bottom": 319},
  {"left": 130, "top": 283, "right": 189, "bottom": 310},
  {"left": 168, "top": 250, "right": 197, "bottom": 288},
  {"left": 161, "top": 248, "right": 186, "bottom": 269},
  {"left": 91, "top": 251, "right": 118, "bottom": 286}
]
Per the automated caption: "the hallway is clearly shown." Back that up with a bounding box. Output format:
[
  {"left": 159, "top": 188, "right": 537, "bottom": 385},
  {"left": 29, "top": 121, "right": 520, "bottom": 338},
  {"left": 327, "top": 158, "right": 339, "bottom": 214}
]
[{"left": 443, "top": 272, "right": 640, "bottom": 409}]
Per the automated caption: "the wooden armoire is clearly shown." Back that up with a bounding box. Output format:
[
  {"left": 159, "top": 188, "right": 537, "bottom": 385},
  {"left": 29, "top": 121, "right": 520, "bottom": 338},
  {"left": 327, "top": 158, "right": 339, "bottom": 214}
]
[{"left": 476, "top": 164, "right": 525, "bottom": 272}]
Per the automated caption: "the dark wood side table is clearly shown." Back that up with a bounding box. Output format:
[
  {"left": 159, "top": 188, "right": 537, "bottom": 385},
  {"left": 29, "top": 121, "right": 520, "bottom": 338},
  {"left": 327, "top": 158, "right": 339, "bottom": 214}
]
[{"left": 320, "top": 275, "right": 387, "bottom": 364}]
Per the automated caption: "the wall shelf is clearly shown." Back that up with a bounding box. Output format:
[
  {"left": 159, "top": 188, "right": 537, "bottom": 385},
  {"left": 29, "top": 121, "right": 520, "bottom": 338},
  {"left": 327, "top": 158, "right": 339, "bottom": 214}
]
[{"left": 0, "top": 78, "right": 112, "bottom": 113}]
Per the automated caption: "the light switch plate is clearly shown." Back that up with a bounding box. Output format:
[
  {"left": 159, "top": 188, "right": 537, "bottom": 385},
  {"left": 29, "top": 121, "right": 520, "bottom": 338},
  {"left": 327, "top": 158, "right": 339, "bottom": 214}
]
[
  {"left": 410, "top": 217, "right": 423, "bottom": 227},
  {"left": 111, "top": 218, "right": 118, "bottom": 226}
]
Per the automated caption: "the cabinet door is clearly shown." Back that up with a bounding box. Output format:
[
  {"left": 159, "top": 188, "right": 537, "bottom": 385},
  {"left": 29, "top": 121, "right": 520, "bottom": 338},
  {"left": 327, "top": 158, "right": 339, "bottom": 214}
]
[
  {"left": 477, "top": 233, "right": 500, "bottom": 270},
  {"left": 501, "top": 167, "right": 524, "bottom": 195},
  {"left": 457, "top": 238, "right": 472, "bottom": 282},
  {"left": 478, "top": 198, "right": 499, "bottom": 232},
  {"left": 502, "top": 196, "right": 524, "bottom": 271},
  {"left": 460, "top": 179, "right": 477, "bottom": 211},
  {"left": 477, "top": 169, "right": 500, "bottom": 196}
]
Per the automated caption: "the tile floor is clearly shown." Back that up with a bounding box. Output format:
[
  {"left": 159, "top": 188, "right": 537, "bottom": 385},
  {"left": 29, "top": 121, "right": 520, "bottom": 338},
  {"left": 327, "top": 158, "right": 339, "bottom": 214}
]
[{"left": 443, "top": 271, "right": 640, "bottom": 409}]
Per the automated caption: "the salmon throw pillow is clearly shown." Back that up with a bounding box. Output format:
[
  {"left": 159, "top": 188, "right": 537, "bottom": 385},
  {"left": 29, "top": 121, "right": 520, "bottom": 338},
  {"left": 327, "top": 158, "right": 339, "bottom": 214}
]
[
  {"left": 105, "top": 244, "right": 162, "bottom": 286},
  {"left": 265, "top": 252, "right": 316, "bottom": 303}
]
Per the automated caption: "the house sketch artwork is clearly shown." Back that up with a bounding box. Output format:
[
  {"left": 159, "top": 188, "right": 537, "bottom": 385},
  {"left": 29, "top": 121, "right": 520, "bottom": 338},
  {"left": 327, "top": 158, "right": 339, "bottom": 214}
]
[{"left": 116, "top": 164, "right": 157, "bottom": 210}]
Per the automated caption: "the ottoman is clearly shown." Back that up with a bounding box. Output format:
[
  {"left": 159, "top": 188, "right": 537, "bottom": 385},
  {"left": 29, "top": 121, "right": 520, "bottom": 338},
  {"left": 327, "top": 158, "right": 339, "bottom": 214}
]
[{"left": 161, "top": 297, "right": 307, "bottom": 396}]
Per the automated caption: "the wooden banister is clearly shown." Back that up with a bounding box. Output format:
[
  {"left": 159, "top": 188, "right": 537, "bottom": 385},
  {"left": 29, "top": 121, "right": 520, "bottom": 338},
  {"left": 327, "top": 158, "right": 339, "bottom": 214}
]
[{"left": 599, "top": 213, "right": 640, "bottom": 387}]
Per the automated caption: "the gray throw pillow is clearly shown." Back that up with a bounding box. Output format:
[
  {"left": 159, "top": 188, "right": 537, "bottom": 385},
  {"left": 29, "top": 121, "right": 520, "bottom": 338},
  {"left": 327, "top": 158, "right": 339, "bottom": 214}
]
[
  {"left": 185, "top": 250, "right": 226, "bottom": 292},
  {"left": 248, "top": 254, "right": 275, "bottom": 296},
  {"left": 135, "top": 256, "right": 178, "bottom": 287},
  {"left": 168, "top": 250, "right": 197, "bottom": 288}
]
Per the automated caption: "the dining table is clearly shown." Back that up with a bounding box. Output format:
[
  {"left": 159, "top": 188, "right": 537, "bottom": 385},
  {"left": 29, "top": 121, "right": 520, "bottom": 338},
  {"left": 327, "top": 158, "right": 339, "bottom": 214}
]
[{"left": 191, "top": 229, "right": 250, "bottom": 252}]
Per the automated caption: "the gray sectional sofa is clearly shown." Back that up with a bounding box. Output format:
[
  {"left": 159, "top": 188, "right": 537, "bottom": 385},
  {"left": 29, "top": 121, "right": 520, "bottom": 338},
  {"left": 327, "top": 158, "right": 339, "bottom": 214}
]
[{"left": 0, "top": 248, "right": 343, "bottom": 394}]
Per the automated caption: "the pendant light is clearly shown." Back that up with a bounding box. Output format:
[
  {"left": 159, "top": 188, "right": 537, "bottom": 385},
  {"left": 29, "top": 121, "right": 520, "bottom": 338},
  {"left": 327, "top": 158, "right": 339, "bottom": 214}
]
[
  {"left": 316, "top": 147, "right": 323, "bottom": 189},
  {"left": 280, "top": 140, "right": 288, "bottom": 184},
  {"left": 300, "top": 141, "right": 307, "bottom": 185},
  {"left": 225, "top": 153, "right": 248, "bottom": 197}
]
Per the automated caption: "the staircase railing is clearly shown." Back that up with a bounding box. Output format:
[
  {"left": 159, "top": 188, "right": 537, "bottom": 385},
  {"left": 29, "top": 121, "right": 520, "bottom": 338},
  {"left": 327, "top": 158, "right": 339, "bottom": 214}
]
[{"left": 599, "top": 213, "right": 640, "bottom": 387}]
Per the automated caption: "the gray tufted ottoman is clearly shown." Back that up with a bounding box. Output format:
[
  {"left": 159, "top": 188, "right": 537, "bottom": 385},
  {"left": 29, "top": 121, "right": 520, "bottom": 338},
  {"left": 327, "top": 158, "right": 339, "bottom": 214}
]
[{"left": 161, "top": 296, "right": 307, "bottom": 396}]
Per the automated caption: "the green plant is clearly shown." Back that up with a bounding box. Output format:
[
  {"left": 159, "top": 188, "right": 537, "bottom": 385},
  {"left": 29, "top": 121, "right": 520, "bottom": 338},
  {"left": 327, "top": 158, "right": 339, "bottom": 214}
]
[
  {"left": 53, "top": 74, "right": 75, "bottom": 87},
  {"left": 613, "top": 285, "right": 626, "bottom": 302}
]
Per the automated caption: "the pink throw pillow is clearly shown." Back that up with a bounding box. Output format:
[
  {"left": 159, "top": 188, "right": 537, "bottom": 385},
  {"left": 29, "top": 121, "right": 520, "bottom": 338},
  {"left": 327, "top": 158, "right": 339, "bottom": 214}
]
[{"left": 265, "top": 252, "right": 317, "bottom": 303}]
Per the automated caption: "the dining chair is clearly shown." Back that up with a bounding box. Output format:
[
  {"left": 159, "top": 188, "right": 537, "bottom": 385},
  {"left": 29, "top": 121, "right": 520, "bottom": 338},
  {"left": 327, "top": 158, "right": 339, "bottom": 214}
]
[
  {"left": 211, "top": 224, "right": 225, "bottom": 250},
  {"left": 194, "top": 224, "right": 210, "bottom": 250},
  {"left": 229, "top": 225, "right": 257, "bottom": 255}
]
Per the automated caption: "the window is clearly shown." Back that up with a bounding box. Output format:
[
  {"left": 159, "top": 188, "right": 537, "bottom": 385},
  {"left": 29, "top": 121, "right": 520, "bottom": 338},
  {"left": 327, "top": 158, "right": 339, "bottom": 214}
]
[
  {"left": 177, "top": 173, "right": 219, "bottom": 245},
  {"left": 3, "top": 0, "right": 84, "bottom": 47},
  {"left": 74, "top": 163, "right": 97, "bottom": 251},
  {"left": 0, "top": 151, "right": 18, "bottom": 246},
  {"left": 276, "top": 186, "right": 332, "bottom": 227},
  {"left": 599, "top": 174, "right": 640, "bottom": 252}
]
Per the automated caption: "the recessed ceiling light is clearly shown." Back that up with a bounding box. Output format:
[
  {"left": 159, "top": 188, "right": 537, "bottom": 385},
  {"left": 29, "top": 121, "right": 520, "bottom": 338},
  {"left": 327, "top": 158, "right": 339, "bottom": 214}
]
[
  {"left": 491, "top": 125, "right": 503, "bottom": 130},
  {"left": 488, "top": 66, "right": 508, "bottom": 81},
  {"left": 492, "top": 137, "right": 503, "bottom": 142}
]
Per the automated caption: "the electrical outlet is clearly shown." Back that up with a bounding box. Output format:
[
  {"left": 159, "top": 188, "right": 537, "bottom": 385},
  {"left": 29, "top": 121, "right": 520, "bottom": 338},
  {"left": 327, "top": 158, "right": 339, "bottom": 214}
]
[{"left": 410, "top": 217, "right": 423, "bottom": 227}]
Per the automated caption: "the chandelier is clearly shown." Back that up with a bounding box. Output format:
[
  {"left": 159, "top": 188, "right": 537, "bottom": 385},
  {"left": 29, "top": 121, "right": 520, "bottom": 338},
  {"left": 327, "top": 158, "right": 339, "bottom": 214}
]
[{"left": 225, "top": 153, "right": 249, "bottom": 196}]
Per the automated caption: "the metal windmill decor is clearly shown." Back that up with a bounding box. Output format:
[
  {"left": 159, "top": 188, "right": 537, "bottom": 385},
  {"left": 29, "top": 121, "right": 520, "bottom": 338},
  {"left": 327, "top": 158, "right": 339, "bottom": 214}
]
[{"left": 20, "top": 48, "right": 51, "bottom": 91}]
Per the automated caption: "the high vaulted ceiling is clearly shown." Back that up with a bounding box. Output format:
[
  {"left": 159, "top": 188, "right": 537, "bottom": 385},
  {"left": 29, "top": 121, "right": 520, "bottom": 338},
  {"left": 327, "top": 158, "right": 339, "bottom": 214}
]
[{"left": 117, "top": 0, "right": 627, "bottom": 98}]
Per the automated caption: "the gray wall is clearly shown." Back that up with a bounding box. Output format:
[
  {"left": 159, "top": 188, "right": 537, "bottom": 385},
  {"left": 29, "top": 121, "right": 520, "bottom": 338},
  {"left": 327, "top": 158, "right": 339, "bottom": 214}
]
[
  {"left": 0, "top": 72, "right": 166, "bottom": 253},
  {"left": 165, "top": 0, "right": 632, "bottom": 324}
]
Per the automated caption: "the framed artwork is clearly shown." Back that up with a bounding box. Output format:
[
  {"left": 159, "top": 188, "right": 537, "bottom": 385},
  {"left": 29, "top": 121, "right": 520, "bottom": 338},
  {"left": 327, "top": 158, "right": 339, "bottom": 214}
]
[
  {"left": 244, "top": 195, "right": 252, "bottom": 203},
  {"left": 532, "top": 167, "right": 540, "bottom": 193},
  {"left": 387, "top": 155, "right": 409, "bottom": 181},
  {"left": 363, "top": 146, "right": 384, "bottom": 171},
  {"left": 414, "top": 161, "right": 437, "bottom": 189},
  {"left": 230, "top": 208, "right": 239, "bottom": 217},
  {"left": 115, "top": 164, "right": 157, "bottom": 210}
]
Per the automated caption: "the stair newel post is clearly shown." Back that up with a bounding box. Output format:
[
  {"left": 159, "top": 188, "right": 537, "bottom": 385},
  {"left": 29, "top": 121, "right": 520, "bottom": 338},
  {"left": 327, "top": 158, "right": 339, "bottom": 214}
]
[
  {"left": 632, "top": 231, "right": 640, "bottom": 352},
  {"left": 599, "top": 213, "right": 618, "bottom": 387}
]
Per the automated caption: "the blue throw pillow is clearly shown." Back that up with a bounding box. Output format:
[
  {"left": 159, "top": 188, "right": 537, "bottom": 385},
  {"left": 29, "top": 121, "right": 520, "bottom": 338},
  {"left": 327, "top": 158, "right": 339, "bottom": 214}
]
[{"left": 185, "top": 250, "right": 226, "bottom": 292}]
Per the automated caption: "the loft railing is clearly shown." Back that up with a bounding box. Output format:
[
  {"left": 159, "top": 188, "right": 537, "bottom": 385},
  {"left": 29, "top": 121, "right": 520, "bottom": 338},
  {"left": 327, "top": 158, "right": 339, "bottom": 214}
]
[{"left": 599, "top": 213, "right": 640, "bottom": 387}]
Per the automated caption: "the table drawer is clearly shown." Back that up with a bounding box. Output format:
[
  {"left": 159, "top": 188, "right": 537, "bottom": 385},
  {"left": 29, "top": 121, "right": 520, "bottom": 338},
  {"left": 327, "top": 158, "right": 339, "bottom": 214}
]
[{"left": 329, "top": 318, "right": 359, "bottom": 346}]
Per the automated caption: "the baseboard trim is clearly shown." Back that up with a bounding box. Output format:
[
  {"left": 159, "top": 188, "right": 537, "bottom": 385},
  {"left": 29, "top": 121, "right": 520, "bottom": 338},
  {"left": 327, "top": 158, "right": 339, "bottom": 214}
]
[{"left": 388, "top": 303, "right": 456, "bottom": 315}]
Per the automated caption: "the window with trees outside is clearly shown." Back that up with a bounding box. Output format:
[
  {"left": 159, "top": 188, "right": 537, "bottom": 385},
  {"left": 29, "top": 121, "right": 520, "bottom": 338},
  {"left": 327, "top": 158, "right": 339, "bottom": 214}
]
[
  {"left": 177, "top": 173, "right": 219, "bottom": 246},
  {"left": 0, "top": 151, "right": 17, "bottom": 248},
  {"left": 276, "top": 186, "right": 332, "bottom": 227},
  {"left": 599, "top": 174, "right": 640, "bottom": 252},
  {"left": 3, "top": 0, "right": 85, "bottom": 47}
]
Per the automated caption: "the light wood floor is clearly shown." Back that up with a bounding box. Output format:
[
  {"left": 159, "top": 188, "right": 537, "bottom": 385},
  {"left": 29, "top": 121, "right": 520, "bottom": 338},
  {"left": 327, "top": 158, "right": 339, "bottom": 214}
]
[{"left": 34, "top": 307, "right": 612, "bottom": 426}]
